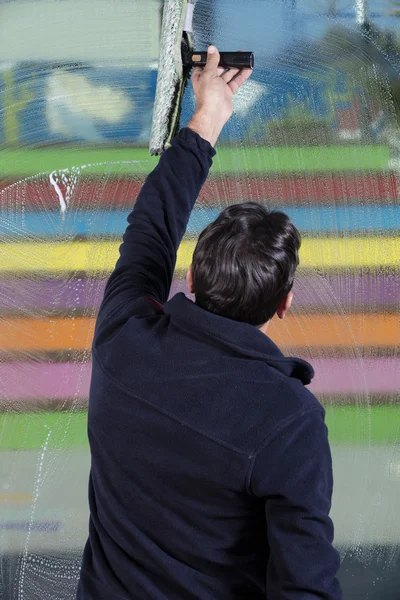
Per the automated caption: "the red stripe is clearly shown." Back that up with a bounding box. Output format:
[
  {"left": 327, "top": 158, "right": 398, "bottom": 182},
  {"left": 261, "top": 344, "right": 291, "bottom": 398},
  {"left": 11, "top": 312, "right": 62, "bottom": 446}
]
[
  {"left": 0, "top": 174, "right": 397, "bottom": 210},
  {"left": 202, "top": 174, "right": 399, "bottom": 203}
]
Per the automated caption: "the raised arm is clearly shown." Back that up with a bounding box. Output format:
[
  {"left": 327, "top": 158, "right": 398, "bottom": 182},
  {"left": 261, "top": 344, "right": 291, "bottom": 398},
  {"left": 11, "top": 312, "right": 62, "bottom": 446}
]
[
  {"left": 95, "top": 46, "right": 252, "bottom": 340},
  {"left": 249, "top": 410, "right": 342, "bottom": 600}
]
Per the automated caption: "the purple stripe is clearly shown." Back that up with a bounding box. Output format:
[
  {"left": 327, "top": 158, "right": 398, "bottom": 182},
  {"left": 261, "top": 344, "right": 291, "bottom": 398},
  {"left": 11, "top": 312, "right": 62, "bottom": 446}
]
[
  {"left": 0, "top": 274, "right": 398, "bottom": 312},
  {"left": 0, "top": 521, "right": 61, "bottom": 532},
  {"left": 0, "top": 279, "right": 106, "bottom": 312},
  {"left": 0, "top": 360, "right": 398, "bottom": 405},
  {"left": 310, "top": 359, "right": 399, "bottom": 395},
  {"left": 0, "top": 363, "right": 92, "bottom": 402},
  {"left": 170, "top": 275, "right": 399, "bottom": 309}
]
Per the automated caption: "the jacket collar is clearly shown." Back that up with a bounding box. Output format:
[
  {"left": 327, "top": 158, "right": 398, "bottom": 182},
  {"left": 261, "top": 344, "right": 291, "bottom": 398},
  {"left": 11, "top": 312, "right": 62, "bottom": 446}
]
[{"left": 164, "top": 293, "right": 314, "bottom": 385}]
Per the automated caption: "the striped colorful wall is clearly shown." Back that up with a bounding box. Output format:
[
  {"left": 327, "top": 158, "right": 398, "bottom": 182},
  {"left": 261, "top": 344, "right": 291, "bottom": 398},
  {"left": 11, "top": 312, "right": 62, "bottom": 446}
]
[
  {"left": 1, "top": 0, "right": 400, "bottom": 596},
  {"left": 0, "top": 144, "right": 399, "bottom": 450}
]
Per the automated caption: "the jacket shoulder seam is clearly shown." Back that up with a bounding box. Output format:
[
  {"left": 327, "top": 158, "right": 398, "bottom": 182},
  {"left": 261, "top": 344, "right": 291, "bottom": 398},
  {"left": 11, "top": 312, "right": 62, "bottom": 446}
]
[
  {"left": 92, "top": 347, "right": 250, "bottom": 458},
  {"left": 245, "top": 407, "right": 325, "bottom": 496}
]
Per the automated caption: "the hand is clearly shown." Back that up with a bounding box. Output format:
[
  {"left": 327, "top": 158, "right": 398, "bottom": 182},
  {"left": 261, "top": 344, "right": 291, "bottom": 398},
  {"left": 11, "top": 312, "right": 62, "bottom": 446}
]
[{"left": 188, "top": 46, "right": 252, "bottom": 146}]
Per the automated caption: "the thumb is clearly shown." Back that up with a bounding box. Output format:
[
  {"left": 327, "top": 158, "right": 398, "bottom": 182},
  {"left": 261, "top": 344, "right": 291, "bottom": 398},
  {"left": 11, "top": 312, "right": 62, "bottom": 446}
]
[{"left": 203, "top": 45, "right": 220, "bottom": 76}]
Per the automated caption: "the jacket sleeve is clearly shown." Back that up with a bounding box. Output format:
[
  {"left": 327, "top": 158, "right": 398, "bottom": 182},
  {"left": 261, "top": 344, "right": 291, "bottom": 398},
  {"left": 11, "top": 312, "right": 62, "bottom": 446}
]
[
  {"left": 94, "top": 128, "right": 215, "bottom": 339},
  {"left": 249, "top": 409, "right": 342, "bottom": 600}
]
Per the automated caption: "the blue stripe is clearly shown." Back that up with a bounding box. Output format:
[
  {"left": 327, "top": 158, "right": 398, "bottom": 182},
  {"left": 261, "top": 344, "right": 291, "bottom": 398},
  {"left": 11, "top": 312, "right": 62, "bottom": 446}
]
[{"left": 0, "top": 206, "right": 399, "bottom": 238}]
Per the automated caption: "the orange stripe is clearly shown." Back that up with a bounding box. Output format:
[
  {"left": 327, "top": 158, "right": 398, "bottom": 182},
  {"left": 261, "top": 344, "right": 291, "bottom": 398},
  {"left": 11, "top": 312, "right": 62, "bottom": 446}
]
[
  {"left": 0, "top": 314, "right": 398, "bottom": 351},
  {"left": 269, "top": 314, "right": 399, "bottom": 348},
  {"left": 0, "top": 318, "right": 95, "bottom": 351}
]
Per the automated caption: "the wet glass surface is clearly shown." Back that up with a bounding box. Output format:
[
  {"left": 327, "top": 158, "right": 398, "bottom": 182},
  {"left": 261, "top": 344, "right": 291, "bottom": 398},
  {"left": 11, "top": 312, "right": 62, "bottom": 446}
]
[{"left": 0, "top": 0, "right": 399, "bottom": 597}]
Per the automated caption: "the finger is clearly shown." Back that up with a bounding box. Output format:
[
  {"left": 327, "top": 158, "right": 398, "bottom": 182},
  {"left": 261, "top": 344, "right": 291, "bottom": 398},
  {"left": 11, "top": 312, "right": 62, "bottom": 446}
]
[
  {"left": 217, "top": 67, "right": 225, "bottom": 77},
  {"left": 220, "top": 67, "right": 240, "bottom": 83},
  {"left": 191, "top": 66, "right": 202, "bottom": 80},
  {"left": 203, "top": 45, "right": 220, "bottom": 76},
  {"left": 228, "top": 68, "right": 253, "bottom": 94}
]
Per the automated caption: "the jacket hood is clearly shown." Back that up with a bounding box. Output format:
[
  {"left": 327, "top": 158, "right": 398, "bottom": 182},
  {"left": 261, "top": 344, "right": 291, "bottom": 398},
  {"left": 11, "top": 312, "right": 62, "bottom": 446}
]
[{"left": 164, "top": 294, "right": 314, "bottom": 386}]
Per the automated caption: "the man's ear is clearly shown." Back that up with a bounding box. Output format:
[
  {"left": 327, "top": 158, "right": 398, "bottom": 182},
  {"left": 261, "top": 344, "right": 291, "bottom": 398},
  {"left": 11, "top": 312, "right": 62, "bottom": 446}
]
[
  {"left": 276, "top": 291, "right": 293, "bottom": 320},
  {"left": 187, "top": 265, "right": 195, "bottom": 294}
]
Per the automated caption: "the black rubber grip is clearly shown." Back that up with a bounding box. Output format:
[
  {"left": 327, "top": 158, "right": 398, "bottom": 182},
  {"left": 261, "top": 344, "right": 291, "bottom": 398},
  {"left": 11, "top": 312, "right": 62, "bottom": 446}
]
[{"left": 190, "top": 51, "right": 254, "bottom": 69}]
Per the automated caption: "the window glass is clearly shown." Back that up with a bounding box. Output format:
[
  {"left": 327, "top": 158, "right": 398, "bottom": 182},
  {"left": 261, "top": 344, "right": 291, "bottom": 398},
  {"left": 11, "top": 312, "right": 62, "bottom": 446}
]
[{"left": 0, "top": 0, "right": 399, "bottom": 597}]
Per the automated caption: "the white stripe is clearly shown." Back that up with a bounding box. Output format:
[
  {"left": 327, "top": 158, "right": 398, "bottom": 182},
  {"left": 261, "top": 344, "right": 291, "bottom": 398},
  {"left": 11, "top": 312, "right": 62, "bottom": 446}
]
[
  {"left": 183, "top": 2, "right": 195, "bottom": 32},
  {"left": 49, "top": 171, "right": 67, "bottom": 214}
]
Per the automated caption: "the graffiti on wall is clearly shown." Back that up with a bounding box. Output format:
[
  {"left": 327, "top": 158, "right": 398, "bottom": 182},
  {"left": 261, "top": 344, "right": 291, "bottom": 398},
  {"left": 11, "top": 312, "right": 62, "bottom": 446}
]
[{"left": 0, "top": 64, "right": 376, "bottom": 146}]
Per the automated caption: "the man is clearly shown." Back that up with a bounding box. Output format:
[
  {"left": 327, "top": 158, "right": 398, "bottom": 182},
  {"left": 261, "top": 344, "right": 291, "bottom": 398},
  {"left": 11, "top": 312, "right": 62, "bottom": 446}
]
[{"left": 77, "top": 46, "right": 342, "bottom": 599}]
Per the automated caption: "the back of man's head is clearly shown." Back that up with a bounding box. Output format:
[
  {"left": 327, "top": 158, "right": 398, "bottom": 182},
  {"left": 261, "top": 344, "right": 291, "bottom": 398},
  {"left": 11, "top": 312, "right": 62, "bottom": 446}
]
[{"left": 191, "top": 202, "right": 301, "bottom": 327}]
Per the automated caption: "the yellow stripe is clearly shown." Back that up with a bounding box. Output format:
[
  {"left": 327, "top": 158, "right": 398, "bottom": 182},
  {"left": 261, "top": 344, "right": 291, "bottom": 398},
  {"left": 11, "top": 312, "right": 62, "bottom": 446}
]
[
  {"left": 0, "top": 238, "right": 398, "bottom": 273},
  {"left": 0, "top": 492, "right": 33, "bottom": 503}
]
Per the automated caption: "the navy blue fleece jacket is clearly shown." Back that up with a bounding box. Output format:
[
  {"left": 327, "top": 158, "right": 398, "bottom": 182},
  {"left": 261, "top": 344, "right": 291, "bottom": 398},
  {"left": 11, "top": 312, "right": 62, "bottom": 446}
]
[{"left": 77, "top": 128, "right": 342, "bottom": 600}]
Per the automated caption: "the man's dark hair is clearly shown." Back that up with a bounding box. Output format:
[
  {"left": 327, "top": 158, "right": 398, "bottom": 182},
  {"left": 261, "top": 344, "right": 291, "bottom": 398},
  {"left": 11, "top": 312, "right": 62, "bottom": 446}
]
[{"left": 192, "top": 202, "right": 301, "bottom": 327}]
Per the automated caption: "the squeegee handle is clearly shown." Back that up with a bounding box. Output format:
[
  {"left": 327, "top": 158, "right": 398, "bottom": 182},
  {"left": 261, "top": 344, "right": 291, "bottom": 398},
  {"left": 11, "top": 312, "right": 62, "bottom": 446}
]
[{"left": 189, "top": 51, "right": 254, "bottom": 70}]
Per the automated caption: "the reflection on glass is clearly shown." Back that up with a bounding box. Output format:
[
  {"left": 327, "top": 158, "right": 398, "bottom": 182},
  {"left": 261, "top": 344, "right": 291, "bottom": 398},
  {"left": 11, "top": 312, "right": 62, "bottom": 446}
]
[{"left": 0, "top": 0, "right": 399, "bottom": 597}]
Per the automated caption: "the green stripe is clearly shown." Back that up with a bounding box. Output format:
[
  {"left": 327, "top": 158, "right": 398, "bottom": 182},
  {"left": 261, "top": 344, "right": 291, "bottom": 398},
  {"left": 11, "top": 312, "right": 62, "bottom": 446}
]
[
  {"left": 0, "top": 412, "right": 89, "bottom": 451},
  {"left": 325, "top": 405, "right": 400, "bottom": 445},
  {"left": 0, "top": 406, "right": 399, "bottom": 450},
  {"left": 0, "top": 145, "right": 390, "bottom": 177}
]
